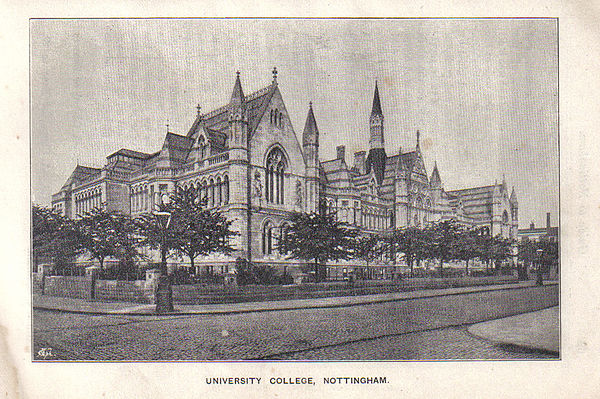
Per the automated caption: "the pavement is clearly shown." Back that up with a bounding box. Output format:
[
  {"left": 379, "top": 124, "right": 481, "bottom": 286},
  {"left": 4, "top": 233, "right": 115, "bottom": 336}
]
[
  {"left": 32, "top": 280, "right": 557, "bottom": 316},
  {"left": 33, "top": 283, "right": 560, "bottom": 360},
  {"left": 468, "top": 306, "right": 559, "bottom": 354}
]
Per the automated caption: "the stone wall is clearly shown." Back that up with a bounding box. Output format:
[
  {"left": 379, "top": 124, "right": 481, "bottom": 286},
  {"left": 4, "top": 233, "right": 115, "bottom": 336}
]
[
  {"left": 43, "top": 276, "right": 94, "bottom": 300},
  {"left": 95, "top": 280, "right": 151, "bottom": 303}
]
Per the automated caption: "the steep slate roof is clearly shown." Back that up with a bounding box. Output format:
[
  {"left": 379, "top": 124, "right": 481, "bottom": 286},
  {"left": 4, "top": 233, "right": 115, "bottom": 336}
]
[
  {"left": 447, "top": 184, "right": 498, "bottom": 221},
  {"left": 108, "top": 148, "right": 153, "bottom": 160},
  {"left": 186, "top": 82, "right": 277, "bottom": 145},
  {"left": 60, "top": 165, "right": 101, "bottom": 190},
  {"left": 162, "top": 132, "right": 194, "bottom": 164}
]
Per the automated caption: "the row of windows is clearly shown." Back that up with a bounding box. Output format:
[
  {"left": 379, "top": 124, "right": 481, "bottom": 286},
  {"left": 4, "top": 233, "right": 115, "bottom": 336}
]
[
  {"left": 179, "top": 176, "right": 230, "bottom": 208},
  {"left": 130, "top": 187, "right": 150, "bottom": 213},
  {"left": 75, "top": 191, "right": 102, "bottom": 215},
  {"left": 269, "top": 108, "right": 284, "bottom": 128}
]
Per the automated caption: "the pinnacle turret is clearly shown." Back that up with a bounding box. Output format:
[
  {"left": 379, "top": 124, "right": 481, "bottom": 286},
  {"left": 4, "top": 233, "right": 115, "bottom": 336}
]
[
  {"left": 230, "top": 71, "right": 245, "bottom": 106},
  {"left": 302, "top": 102, "right": 319, "bottom": 146},
  {"left": 430, "top": 161, "right": 442, "bottom": 188}
]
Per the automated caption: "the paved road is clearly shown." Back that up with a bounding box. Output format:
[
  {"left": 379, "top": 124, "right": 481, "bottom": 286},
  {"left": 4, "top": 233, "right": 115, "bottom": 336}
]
[{"left": 33, "top": 285, "right": 558, "bottom": 361}]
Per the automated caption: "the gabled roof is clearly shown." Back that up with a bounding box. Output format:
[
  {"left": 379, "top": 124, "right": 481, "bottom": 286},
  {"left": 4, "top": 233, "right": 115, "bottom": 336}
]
[
  {"left": 108, "top": 148, "right": 153, "bottom": 160},
  {"left": 60, "top": 165, "right": 101, "bottom": 190},
  {"left": 186, "top": 82, "right": 277, "bottom": 142},
  {"left": 160, "top": 132, "right": 194, "bottom": 164}
]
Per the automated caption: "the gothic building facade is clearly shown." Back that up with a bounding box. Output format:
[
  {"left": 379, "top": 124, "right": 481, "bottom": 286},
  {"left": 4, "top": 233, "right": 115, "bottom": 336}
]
[{"left": 52, "top": 69, "right": 518, "bottom": 276}]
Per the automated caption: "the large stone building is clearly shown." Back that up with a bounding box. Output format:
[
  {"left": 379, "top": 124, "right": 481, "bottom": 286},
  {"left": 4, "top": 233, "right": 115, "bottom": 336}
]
[{"left": 52, "top": 69, "right": 518, "bottom": 276}]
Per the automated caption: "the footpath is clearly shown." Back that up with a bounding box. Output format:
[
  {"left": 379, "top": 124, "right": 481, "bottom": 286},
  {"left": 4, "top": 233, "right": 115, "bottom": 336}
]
[
  {"left": 33, "top": 280, "right": 557, "bottom": 316},
  {"left": 468, "top": 306, "right": 559, "bottom": 355}
]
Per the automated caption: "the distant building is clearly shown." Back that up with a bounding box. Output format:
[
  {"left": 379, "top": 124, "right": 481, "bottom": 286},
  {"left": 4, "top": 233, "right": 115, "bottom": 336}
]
[
  {"left": 51, "top": 69, "right": 518, "bottom": 276},
  {"left": 518, "top": 212, "right": 558, "bottom": 242}
]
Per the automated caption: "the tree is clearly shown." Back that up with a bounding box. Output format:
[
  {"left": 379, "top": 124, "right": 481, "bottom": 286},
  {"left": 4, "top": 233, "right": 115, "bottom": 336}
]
[
  {"left": 166, "top": 187, "right": 237, "bottom": 274},
  {"left": 389, "top": 227, "right": 428, "bottom": 278},
  {"left": 32, "top": 204, "right": 83, "bottom": 273},
  {"left": 454, "top": 227, "right": 480, "bottom": 277},
  {"left": 277, "top": 212, "right": 358, "bottom": 282},
  {"left": 490, "top": 235, "right": 513, "bottom": 275},
  {"left": 354, "top": 233, "right": 385, "bottom": 279},
  {"left": 77, "top": 207, "right": 139, "bottom": 272},
  {"left": 135, "top": 188, "right": 238, "bottom": 275},
  {"left": 427, "top": 220, "right": 463, "bottom": 277}
]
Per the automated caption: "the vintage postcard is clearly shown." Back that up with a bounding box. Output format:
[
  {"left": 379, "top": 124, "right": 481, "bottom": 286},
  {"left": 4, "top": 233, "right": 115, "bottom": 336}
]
[{"left": 2, "top": 10, "right": 598, "bottom": 399}]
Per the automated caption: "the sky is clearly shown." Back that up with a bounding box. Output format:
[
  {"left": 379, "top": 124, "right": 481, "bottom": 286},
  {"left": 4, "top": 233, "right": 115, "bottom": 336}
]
[{"left": 30, "top": 18, "right": 558, "bottom": 229}]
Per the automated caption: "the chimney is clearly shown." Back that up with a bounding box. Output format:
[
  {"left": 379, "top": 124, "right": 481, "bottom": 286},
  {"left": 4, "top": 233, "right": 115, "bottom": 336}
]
[
  {"left": 546, "top": 212, "right": 551, "bottom": 229},
  {"left": 354, "top": 150, "right": 366, "bottom": 174},
  {"left": 336, "top": 145, "right": 346, "bottom": 162}
]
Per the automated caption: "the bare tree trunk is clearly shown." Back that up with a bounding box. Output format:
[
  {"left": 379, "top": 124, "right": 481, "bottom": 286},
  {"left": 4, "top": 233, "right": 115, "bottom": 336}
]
[
  {"left": 439, "top": 258, "right": 444, "bottom": 278},
  {"left": 465, "top": 259, "right": 469, "bottom": 277}
]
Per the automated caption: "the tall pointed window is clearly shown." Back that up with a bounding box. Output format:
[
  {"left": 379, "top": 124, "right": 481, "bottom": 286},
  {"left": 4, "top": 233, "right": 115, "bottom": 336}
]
[
  {"left": 265, "top": 147, "right": 287, "bottom": 205},
  {"left": 262, "top": 221, "right": 274, "bottom": 255},
  {"left": 223, "top": 175, "right": 229, "bottom": 204}
]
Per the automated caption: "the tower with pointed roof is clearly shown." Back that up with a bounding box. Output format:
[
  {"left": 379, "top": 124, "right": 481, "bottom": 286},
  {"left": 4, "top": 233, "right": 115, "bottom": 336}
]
[
  {"left": 227, "top": 71, "right": 251, "bottom": 258},
  {"left": 366, "top": 81, "right": 387, "bottom": 185},
  {"left": 302, "top": 102, "right": 320, "bottom": 213}
]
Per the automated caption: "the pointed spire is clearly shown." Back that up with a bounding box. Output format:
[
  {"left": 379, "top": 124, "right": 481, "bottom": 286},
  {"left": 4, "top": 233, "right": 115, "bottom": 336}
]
[
  {"left": 166, "top": 120, "right": 169, "bottom": 133},
  {"left": 430, "top": 161, "right": 441, "bottom": 187},
  {"left": 371, "top": 80, "right": 383, "bottom": 116},
  {"left": 196, "top": 104, "right": 202, "bottom": 116},
  {"left": 272, "top": 66, "right": 278, "bottom": 84},
  {"left": 230, "top": 71, "right": 245, "bottom": 105},
  {"left": 416, "top": 130, "right": 421, "bottom": 149},
  {"left": 510, "top": 186, "right": 518, "bottom": 204},
  {"left": 302, "top": 101, "right": 319, "bottom": 146},
  {"left": 501, "top": 174, "right": 507, "bottom": 192}
]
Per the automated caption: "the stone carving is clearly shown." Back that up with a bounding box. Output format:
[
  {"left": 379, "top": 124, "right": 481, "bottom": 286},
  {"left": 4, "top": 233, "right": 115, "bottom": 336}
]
[
  {"left": 253, "top": 171, "right": 263, "bottom": 199},
  {"left": 295, "top": 179, "right": 303, "bottom": 208}
]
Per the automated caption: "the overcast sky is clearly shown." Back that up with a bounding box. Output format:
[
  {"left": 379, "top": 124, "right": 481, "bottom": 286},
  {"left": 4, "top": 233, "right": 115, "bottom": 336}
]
[{"left": 31, "top": 18, "right": 558, "bottom": 229}]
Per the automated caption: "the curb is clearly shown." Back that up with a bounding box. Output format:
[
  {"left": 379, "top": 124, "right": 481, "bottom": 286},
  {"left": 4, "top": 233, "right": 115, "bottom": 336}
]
[
  {"left": 33, "top": 282, "right": 558, "bottom": 317},
  {"left": 465, "top": 307, "right": 560, "bottom": 357}
]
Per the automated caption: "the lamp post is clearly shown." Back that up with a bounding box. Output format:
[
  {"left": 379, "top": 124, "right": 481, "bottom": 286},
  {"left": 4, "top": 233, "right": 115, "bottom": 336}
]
[
  {"left": 154, "top": 193, "right": 174, "bottom": 313},
  {"left": 536, "top": 248, "right": 544, "bottom": 286}
]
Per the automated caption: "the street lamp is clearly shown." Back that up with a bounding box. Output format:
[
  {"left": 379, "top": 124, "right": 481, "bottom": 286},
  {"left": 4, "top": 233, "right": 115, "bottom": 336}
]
[
  {"left": 536, "top": 248, "right": 544, "bottom": 286},
  {"left": 153, "top": 192, "right": 173, "bottom": 313}
]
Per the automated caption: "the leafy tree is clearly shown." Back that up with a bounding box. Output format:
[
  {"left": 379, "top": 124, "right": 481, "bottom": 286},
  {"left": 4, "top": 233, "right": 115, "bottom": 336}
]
[
  {"left": 135, "top": 188, "right": 238, "bottom": 275},
  {"left": 490, "top": 235, "right": 513, "bottom": 275},
  {"left": 166, "top": 187, "right": 237, "bottom": 274},
  {"left": 77, "top": 207, "right": 139, "bottom": 271},
  {"left": 426, "top": 220, "right": 463, "bottom": 277},
  {"left": 389, "top": 227, "right": 429, "bottom": 278},
  {"left": 454, "top": 227, "right": 481, "bottom": 277},
  {"left": 32, "top": 204, "right": 83, "bottom": 273},
  {"left": 277, "top": 212, "right": 358, "bottom": 282},
  {"left": 354, "top": 233, "right": 386, "bottom": 279}
]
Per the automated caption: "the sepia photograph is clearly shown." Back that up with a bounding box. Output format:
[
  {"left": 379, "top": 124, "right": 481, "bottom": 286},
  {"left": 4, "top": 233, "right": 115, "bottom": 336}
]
[{"left": 30, "top": 18, "right": 559, "bottom": 361}]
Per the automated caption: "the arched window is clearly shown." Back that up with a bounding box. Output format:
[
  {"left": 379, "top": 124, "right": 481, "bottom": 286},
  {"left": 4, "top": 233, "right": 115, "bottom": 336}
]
[
  {"left": 223, "top": 175, "right": 229, "bottom": 204},
  {"left": 279, "top": 112, "right": 284, "bottom": 128},
  {"left": 209, "top": 178, "right": 215, "bottom": 207},
  {"left": 216, "top": 177, "right": 222, "bottom": 205},
  {"left": 265, "top": 147, "right": 287, "bottom": 204},
  {"left": 201, "top": 180, "right": 207, "bottom": 204},
  {"left": 273, "top": 108, "right": 278, "bottom": 126},
  {"left": 270, "top": 110, "right": 273, "bottom": 124},
  {"left": 262, "top": 221, "right": 274, "bottom": 255},
  {"left": 502, "top": 210, "right": 509, "bottom": 224}
]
